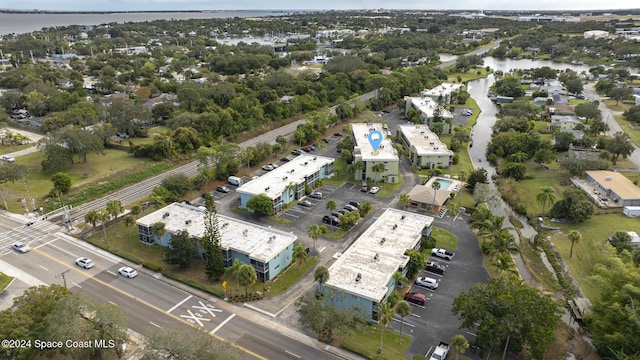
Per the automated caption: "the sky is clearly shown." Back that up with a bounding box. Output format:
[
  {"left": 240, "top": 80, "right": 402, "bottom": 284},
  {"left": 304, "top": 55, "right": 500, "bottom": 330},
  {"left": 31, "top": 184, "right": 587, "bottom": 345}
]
[{"left": 3, "top": 0, "right": 639, "bottom": 12}]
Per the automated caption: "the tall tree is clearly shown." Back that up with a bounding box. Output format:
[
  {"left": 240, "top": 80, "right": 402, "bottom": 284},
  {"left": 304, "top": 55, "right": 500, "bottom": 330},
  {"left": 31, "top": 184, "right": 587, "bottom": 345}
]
[
  {"left": 372, "top": 162, "right": 386, "bottom": 183},
  {"left": 293, "top": 244, "right": 308, "bottom": 269},
  {"left": 606, "top": 132, "right": 634, "bottom": 165},
  {"left": 536, "top": 186, "right": 557, "bottom": 216},
  {"left": 567, "top": 230, "right": 582, "bottom": 258},
  {"left": 84, "top": 209, "right": 101, "bottom": 229},
  {"left": 314, "top": 265, "right": 329, "bottom": 294},
  {"left": 399, "top": 193, "right": 411, "bottom": 210},
  {"left": 325, "top": 200, "right": 337, "bottom": 212},
  {"left": 395, "top": 300, "right": 412, "bottom": 344},
  {"left": 151, "top": 221, "right": 167, "bottom": 241},
  {"left": 431, "top": 180, "right": 441, "bottom": 210},
  {"left": 164, "top": 229, "right": 196, "bottom": 269},
  {"left": 451, "top": 334, "right": 470, "bottom": 360},
  {"left": 123, "top": 215, "right": 136, "bottom": 250},
  {"left": 225, "top": 259, "right": 243, "bottom": 296},
  {"left": 377, "top": 302, "right": 394, "bottom": 354},
  {"left": 308, "top": 224, "right": 325, "bottom": 254},
  {"left": 106, "top": 199, "right": 124, "bottom": 235},
  {"left": 452, "top": 277, "right": 561, "bottom": 360},
  {"left": 200, "top": 194, "right": 225, "bottom": 279}
]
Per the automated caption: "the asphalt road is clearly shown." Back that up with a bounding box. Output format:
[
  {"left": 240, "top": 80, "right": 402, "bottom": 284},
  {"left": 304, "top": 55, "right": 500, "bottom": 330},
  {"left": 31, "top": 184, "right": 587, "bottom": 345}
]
[{"left": 0, "top": 215, "right": 346, "bottom": 360}]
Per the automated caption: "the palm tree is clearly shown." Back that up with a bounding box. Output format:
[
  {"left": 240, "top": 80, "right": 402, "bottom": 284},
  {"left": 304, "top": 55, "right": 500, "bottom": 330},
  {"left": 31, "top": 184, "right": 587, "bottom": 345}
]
[
  {"left": 293, "top": 244, "right": 308, "bottom": 269},
  {"left": 399, "top": 194, "right": 411, "bottom": 210},
  {"left": 372, "top": 163, "right": 386, "bottom": 184},
  {"left": 325, "top": 200, "right": 337, "bottom": 212},
  {"left": 477, "top": 215, "right": 514, "bottom": 246},
  {"left": 130, "top": 205, "right": 142, "bottom": 217},
  {"left": 225, "top": 259, "right": 243, "bottom": 295},
  {"left": 308, "top": 225, "right": 324, "bottom": 254},
  {"left": 106, "top": 199, "right": 124, "bottom": 235},
  {"left": 151, "top": 221, "right": 167, "bottom": 242},
  {"left": 353, "top": 160, "right": 365, "bottom": 177},
  {"left": 568, "top": 230, "right": 582, "bottom": 258},
  {"left": 377, "top": 302, "right": 393, "bottom": 354},
  {"left": 99, "top": 208, "right": 110, "bottom": 242},
  {"left": 123, "top": 215, "right": 136, "bottom": 250},
  {"left": 451, "top": 335, "right": 469, "bottom": 360},
  {"left": 536, "top": 186, "right": 557, "bottom": 216},
  {"left": 470, "top": 207, "right": 493, "bottom": 230},
  {"left": 238, "top": 264, "right": 257, "bottom": 297},
  {"left": 431, "top": 181, "right": 441, "bottom": 211},
  {"left": 392, "top": 271, "right": 408, "bottom": 289},
  {"left": 84, "top": 209, "right": 101, "bottom": 229},
  {"left": 395, "top": 300, "right": 412, "bottom": 344},
  {"left": 487, "top": 233, "right": 520, "bottom": 260},
  {"left": 314, "top": 265, "right": 329, "bottom": 294},
  {"left": 492, "top": 252, "right": 519, "bottom": 277}
]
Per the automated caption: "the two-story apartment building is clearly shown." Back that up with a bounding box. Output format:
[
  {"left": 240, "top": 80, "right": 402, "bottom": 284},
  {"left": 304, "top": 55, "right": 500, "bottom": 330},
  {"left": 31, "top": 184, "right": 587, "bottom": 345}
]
[
  {"left": 397, "top": 124, "right": 453, "bottom": 169},
  {"left": 403, "top": 96, "right": 454, "bottom": 134},
  {"left": 419, "top": 83, "right": 464, "bottom": 105},
  {"left": 351, "top": 123, "right": 399, "bottom": 184}
]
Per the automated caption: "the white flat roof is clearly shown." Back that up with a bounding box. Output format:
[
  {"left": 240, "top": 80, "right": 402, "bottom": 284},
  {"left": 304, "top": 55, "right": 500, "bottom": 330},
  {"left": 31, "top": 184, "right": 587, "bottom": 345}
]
[
  {"left": 352, "top": 122, "right": 398, "bottom": 162},
  {"left": 420, "top": 82, "right": 463, "bottom": 99},
  {"left": 236, "top": 154, "right": 334, "bottom": 199},
  {"left": 398, "top": 124, "right": 453, "bottom": 156},
  {"left": 326, "top": 208, "right": 434, "bottom": 302},
  {"left": 137, "top": 202, "right": 296, "bottom": 263},
  {"left": 406, "top": 96, "right": 454, "bottom": 119}
]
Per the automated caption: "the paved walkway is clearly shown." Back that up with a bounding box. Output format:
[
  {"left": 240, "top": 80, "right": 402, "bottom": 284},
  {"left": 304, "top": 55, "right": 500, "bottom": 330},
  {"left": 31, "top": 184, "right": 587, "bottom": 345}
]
[{"left": 2, "top": 127, "right": 44, "bottom": 158}]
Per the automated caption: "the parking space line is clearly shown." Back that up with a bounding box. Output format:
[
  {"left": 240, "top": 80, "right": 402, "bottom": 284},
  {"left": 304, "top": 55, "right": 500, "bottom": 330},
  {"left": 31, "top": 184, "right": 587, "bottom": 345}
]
[
  {"left": 285, "top": 350, "right": 301, "bottom": 359},
  {"left": 466, "top": 331, "right": 477, "bottom": 337},
  {"left": 149, "top": 321, "right": 162, "bottom": 328},
  {"left": 39, "top": 265, "right": 48, "bottom": 271},
  {"left": 410, "top": 313, "right": 421, "bottom": 318},
  {"left": 282, "top": 213, "right": 299, "bottom": 218},
  {"left": 210, "top": 313, "right": 236, "bottom": 334},
  {"left": 392, "top": 318, "right": 415, "bottom": 327},
  {"left": 318, "top": 246, "right": 326, "bottom": 253},
  {"left": 167, "top": 294, "right": 193, "bottom": 313}
]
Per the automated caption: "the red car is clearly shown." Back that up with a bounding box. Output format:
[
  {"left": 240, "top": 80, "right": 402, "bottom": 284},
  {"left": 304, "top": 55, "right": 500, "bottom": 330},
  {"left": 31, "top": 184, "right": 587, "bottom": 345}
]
[
  {"left": 404, "top": 291, "right": 427, "bottom": 305},
  {"left": 303, "top": 147, "right": 312, "bottom": 152},
  {"left": 334, "top": 132, "right": 343, "bottom": 137}
]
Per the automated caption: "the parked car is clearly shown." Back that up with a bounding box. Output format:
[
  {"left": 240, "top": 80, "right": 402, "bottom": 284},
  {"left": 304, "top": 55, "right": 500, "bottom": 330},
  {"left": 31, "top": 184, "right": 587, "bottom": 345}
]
[
  {"left": 348, "top": 200, "right": 360, "bottom": 208},
  {"left": 331, "top": 212, "right": 343, "bottom": 218},
  {"left": 431, "top": 248, "right": 455, "bottom": 261},
  {"left": 281, "top": 157, "right": 292, "bottom": 162},
  {"left": 75, "top": 257, "right": 95, "bottom": 269},
  {"left": 360, "top": 185, "right": 368, "bottom": 192},
  {"left": 415, "top": 276, "right": 439, "bottom": 290},
  {"left": 309, "top": 145, "right": 316, "bottom": 151},
  {"left": 322, "top": 138, "right": 330, "bottom": 143},
  {"left": 404, "top": 291, "right": 427, "bottom": 306},
  {"left": 299, "top": 200, "right": 312, "bottom": 207},
  {"left": 369, "top": 187, "right": 380, "bottom": 194},
  {"left": 337, "top": 209, "right": 347, "bottom": 216},
  {"left": 576, "top": 94, "right": 586, "bottom": 100},
  {"left": 2, "top": 155, "right": 16, "bottom": 162},
  {"left": 334, "top": 132, "right": 343, "bottom": 137},
  {"left": 118, "top": 267, "right": 138, "bottom": 278},
  {"left": 262, "top": 164, "right": 275, "bottom": 171},
  {"left": 343, "top": 204, "right": 358, "bottom": 212},
  {"left": 309, "top": 192, "right": 323, "bottom": 199},
  {"left": 383, "top": 123, "right": 389, "bottom": 130},
  {"left": 11, "top": 242, "right": 30, "bottom": 253},
  {"left": 302, "top": 147, "right": 312, "bottom": 152},
  {"left": 382, "top": 109, "right": 391, "bottom": 114},
  {"left": 292, "top": 149, "right": 304, "bottom": 155},
  {"left": 216, "top": 185, "right": 230, "bottom": 193},
  {"left": 462, "top": 109, "right": 473, "bottom": 116},
  {"left": 425, "top": 261, "right": 445, "bottom": 275},
  {"left": 322, "top": 215, "right": 341, "bottom": 227}
]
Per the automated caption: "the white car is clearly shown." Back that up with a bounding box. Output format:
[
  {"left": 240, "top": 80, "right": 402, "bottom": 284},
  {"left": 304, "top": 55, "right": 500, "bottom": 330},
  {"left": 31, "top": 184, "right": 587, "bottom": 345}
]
[
  {"left": 415, "top": 276, "right": 439, "bottom": 290},
  {"left": 75, "top": 257, "right": 95, "bottom": 269},
  {"left": 2, "top": 155, "right": 16, "bottom": 162},
  {"left": 11, "top": 242, "right": 30, "bottom": 253},
  {"left": 118, "top": 267, "right": 138, "bottom": 278},
  {"left": 369, "top": 187, "right": 380, "bottom": 194},
  {"left": 262, "top": 164, "right": 275, "bottom": 171}
]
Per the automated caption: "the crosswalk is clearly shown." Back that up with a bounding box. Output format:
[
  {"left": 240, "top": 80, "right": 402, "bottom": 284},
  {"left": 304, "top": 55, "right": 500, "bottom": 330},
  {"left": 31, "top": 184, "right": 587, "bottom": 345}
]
[{"left": 0, "top": 220, "right": 63, "bottom": 255}]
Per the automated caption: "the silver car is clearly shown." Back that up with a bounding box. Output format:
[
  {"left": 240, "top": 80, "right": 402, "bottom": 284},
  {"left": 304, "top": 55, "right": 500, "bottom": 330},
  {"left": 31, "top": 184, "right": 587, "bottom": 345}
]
[
  {"left": 75, "top": 257, "right": 95, "bottom": 269},
  {"left": 11, "top": 242, "right": 30, "bottom": 253},
  {"left": 415, "top": 276, "right": 439, "bottom": 290}
]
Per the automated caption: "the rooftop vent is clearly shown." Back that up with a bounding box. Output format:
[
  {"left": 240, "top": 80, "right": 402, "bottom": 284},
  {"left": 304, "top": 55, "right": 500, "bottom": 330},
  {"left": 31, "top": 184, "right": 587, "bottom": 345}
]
[
  {"left": 374, "top": 253, "right": 379, "bottom": 260},
  {"left": 605, "top": 176, "right": 612, "bottom": 181},
  {"left": 392, "top": 224, "right": 398, "bottom": 230},
  {"left": 304, "top": 162, "right": 308, "bottom": 165},
  {"left": 290, "top": 169, "right": 295, "bottom": 173},
  {"left": 283, "top": 176, "right": 288, "bottom": 180},
  {"left": 221, "top": 222, "right": 229, "bottom": 228},
  {"left": 401, "top": 215, "right": 406, "bottom": 220},
  {"left": 243, "top": 229, "right": 248, "bottom": 237},
  {"left": 355, "top": 273, "right": 362, "bottom": 282},
  {"left": 185, "top": 220, "right": 192, "bottom": 225},
  {"left": 268, "top": 235, "right": 275, "bottom": 242},
  {"left": 313, "top": 157, "right": 317, "bottom": 160},
  {"left": 162, "top": 212, "right": 170, "bottom": 218},
  {"left": 380, "top": 237, "right": 386, "bottom": 244},
  {"left": 265, "top": 187, "right": 270, "bottom": 191}
]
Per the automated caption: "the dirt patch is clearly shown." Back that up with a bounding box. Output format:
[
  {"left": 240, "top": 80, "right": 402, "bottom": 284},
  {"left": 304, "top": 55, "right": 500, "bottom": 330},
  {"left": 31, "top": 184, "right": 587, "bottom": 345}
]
[{"left": 546, "top": 322, "right": 600, "bottom": 360}]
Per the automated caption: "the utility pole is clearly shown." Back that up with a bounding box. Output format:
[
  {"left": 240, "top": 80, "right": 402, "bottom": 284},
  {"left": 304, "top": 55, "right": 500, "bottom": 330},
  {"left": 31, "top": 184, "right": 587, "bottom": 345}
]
[{"left": 56, "top": 269, "right": 70, "bottom": 288}]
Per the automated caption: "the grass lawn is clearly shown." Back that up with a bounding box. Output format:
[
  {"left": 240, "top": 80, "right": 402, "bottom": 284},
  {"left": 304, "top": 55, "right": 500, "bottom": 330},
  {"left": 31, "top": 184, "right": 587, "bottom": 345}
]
[
  {"left": 2, "top": 148, "right": 158, "bottom": 213},
  {"left": 546, "top": 212, "right": 636, "bottom": 301},
  {"left": 431, "top": 227, "right": 457, "bottom": 249},
  {"left": 124, "top": 126, "right": 171, "bottom": 146},
  {"left": 613, "top": 113, "right": 640, "bottom": 147},
  {"left": 0, "top": 272, "right": 15, "bottom": 292},
  {"left": 447, "top": 67, "right": 493, "bottom": 84},
  {"left": 342, "top": 323, "right": 412, "bottom": 360},
  {"left": 510, "top": 163, "right": 573, "bottom": 216},
  {"left": 0, "top": 142, "right": 32, "bottom": 155}
]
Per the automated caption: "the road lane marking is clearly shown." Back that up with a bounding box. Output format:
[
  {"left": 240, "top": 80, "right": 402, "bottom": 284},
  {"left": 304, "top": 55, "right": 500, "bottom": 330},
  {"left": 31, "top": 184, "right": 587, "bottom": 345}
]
[
  {"left": 107, "top": 270, "right": 117, "bottom": 276},
  {"left": 210, "top": 313, "right": 235, "bottom": 334},
  {"left": 42, "top": 242, "right": 78, "bottom": 258},
  {"left": 285, "top": 350, "right": 301, "bottom": 358},
  {"left": 466, "top": 331, "right": 478, "bottom": 337},
  {"left": 72, "top": 282, "right": 82, "bottom": 288},
  {"left": 30, "top": 247, "right": 267, "bottom": 360},
  {"left": 39, "top": 265, "right": 48, "bottom": 271},
  {"left": 109, "top": 301, "right": 117, "bottom": 306},
  {"left": 149, "top": 321, "right": 162, "bottom": 328},
  {"left": 167, "top": 295, "right": 193, "bottom": 313},
  {"left": 35, "top": 238, "right": 59, "bottom": 248}
]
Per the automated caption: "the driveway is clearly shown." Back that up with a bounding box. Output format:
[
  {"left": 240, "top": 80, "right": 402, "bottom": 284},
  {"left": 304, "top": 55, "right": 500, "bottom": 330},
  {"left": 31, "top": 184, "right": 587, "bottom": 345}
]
[{"left": 2, "top": 127, "right": 44, "bottom": 158}]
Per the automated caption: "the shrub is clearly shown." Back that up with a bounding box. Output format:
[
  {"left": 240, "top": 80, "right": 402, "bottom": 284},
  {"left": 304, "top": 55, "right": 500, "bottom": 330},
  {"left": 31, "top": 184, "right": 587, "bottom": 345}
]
[{"left": 142, "top": 262, "right": 162, "bottom": 271}]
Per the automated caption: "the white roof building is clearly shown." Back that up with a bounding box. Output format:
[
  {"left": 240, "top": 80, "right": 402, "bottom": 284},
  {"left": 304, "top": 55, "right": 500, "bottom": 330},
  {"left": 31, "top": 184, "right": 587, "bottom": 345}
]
[
  {"left": 325, "top": 208, "right": 433, "bottom": 307},
  {"left": 397, "top": 124, "right": 453, "bottom": 169},
  {"left": 420, "top": 83, "right": 464, "bottom": 105},
  {"left": 351, "top": 123, "right": 400, "bottom": 184}
]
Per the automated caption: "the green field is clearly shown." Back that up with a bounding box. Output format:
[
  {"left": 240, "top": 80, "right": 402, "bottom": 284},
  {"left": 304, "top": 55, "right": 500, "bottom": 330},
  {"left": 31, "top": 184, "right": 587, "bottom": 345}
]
[{"left": 0, "top": 272, "right": 15, "bottom": 292}]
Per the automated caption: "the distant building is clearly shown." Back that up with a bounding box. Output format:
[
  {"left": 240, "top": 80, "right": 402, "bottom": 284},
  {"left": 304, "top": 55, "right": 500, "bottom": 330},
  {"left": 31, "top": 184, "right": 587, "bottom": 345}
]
[
  {"left": 324, "top": 208, "right": 434, "bottom": 321},
  {"left": 419, "top": 83, "right": 464, "bottom": 105},
  {"left": 585, "top": 171, "right": 640, "bottom": 206},
  {"left": 237, "top": 154, "right": 334, "bottom": 214},
  {"left": 407, "top": 176, "right": 462, "bottom": 212},
  {"left": 547, "top": 115, "right": 585, "bottom": 131},
  {"left": 584, "top": 30, "right": 609, "bottom": 39},
  {"left": 136, "top": 202, "right": 297, "bottom": 281},
  {"left": 351, "top": 123, "right": 399, "bottom": 184},
  {"left": 397, "top": 124, "right": 453, "bottom": 170}
]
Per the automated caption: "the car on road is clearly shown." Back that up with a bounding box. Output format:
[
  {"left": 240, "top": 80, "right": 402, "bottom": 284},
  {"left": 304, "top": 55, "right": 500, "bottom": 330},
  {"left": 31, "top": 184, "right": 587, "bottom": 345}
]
[
  {"left": 118, "top": 267, "right": 138, "bottom": 278},
  {"left": 404, "top": 291, "right": 427, "bottom": 305},
  {"left": 369, "top": 187, "right": 380, "bottom": 194},
  {"left": 309, "top": 192, "right": 323, "bottom": 199},
  {"left": 415, "top": 276, "right": 439, "bottom": 290},
  {"left": 75, "top": 257, "right": 95, "bottom": 269},
  {"left": 262, "top": 164, "right": 275, "bottom": 171},
  {"left": 11, "top": 242, "right": 30, "bottom": 253},
  {"left": 322, "top": 215, "right": 341, "bottom": 227},
  {"left": 343, "top": 204, "right": 358, "bottom": 212},
  {"left": 2, "top": 155, "right": 16, "bottom": 162},
  {"left": 299, "top": 200, "right": 312, "bottom": 207},
  {"left": 216, "top": 185, "right": 230, "bottom": 193},
  {"left": 382, "top": 109, "right": 391, "bottom": 114}
]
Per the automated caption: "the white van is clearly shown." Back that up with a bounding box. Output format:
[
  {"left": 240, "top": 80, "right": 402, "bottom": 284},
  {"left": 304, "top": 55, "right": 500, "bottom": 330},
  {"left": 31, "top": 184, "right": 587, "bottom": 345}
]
[{"left": 228, "top": 176, "right": 243, "bottom": 186}]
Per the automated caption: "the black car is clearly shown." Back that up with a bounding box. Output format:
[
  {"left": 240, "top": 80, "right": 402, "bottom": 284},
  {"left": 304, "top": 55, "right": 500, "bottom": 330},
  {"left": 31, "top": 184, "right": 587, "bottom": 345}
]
[
  {"left": 322, "top": 215, "right": 341, "bottom": 226},
  {"left": 292, "top": 149, "right": 304, "bottom": 155},
  {"left": 337, "top": 209, "right": 347, "bottom": 216},
  {"left": 348, "top": 201, "right": 360, "bottom": 208},
  {"left": 360, "top": 186, "right": 368, "bottom": 192},
  {"left": 331, "top": 212, "right": 342, "bottom": 218},
  {"left": 281, "top": 157, "right": 292, "bottom": 162}
]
